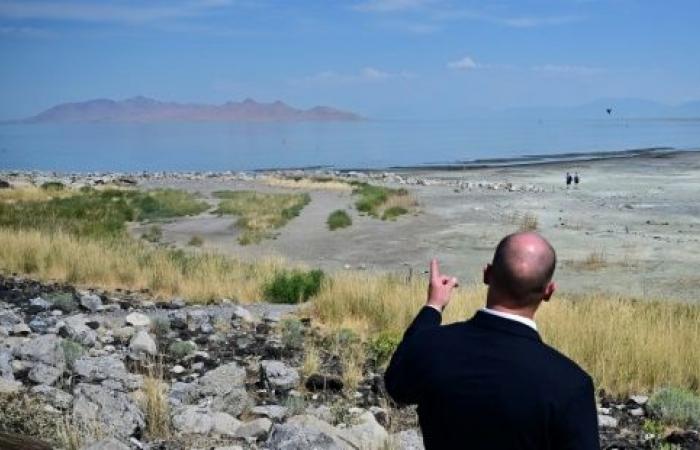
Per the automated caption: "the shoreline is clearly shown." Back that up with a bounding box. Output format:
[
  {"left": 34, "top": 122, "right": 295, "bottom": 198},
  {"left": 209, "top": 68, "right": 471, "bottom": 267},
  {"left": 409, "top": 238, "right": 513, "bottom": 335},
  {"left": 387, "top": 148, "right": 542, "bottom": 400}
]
[{"left": 1, "top": 146, "right": 697, "bottom": 177}]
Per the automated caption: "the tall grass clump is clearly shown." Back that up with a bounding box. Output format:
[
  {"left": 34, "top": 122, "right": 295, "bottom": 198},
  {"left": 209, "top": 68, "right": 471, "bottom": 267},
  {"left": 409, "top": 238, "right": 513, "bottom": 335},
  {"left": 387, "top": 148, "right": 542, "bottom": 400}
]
[
  {"left": 213, "top": 190, "right": 311, "bottom": 244},
  {"left": 351, "top": 182, "right": 415, "bottom": 219},
  {"left": 264, "top": 269, "right": 324, "bottom": 304},
  {"left": 327, "top": 210, "right": 352, "bottom": 230},
  {"left": 311, "top": 272, "right": 700, "bottom": 396}
]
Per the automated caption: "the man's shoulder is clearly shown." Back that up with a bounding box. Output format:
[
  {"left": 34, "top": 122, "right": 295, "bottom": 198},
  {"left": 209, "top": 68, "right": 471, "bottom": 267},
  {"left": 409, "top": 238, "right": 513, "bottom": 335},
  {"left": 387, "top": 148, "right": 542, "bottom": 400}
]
[{"left": 537, "top": 341, "right": 593, "bottom": 387}]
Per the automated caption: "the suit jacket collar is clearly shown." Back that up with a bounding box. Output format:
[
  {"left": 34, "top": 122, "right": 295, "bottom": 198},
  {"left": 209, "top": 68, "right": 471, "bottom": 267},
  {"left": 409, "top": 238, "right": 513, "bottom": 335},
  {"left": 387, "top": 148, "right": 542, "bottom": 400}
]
[{"left": 469, "top": 310, "right": 542, "bottom": 342}]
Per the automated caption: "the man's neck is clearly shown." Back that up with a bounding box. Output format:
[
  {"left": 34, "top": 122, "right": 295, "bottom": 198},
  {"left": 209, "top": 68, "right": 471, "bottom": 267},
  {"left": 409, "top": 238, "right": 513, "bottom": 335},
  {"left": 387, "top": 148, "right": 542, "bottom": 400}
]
[{"left": 485, "top": 303, "right": 537, "bottom": 321}]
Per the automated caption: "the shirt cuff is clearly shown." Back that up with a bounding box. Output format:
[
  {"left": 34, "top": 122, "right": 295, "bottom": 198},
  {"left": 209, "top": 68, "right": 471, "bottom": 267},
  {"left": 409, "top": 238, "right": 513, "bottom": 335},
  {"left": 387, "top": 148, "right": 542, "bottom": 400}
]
[{"left": 425, "top": 304, "right": 443, "bottom": 314}]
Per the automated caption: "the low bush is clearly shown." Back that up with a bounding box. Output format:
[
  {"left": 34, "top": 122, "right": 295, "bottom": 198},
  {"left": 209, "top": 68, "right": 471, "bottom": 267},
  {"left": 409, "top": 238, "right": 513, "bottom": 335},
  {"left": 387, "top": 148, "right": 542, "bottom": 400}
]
[
  {"left": 280, "top": 318, "right": 305, "bottom": 350},
  {"left": 368, "top": 330, "right": 402, "bottom": 366},
  {"left": 327, "top": 210, "right": 352, "bottom": 230},
  {"left": 381, "top": 206, "right": 408, "bottom": 221},
  {"left": 187, "top": 235, "right": 204, "bottom": 247},
  {"left": 40, "top": 181, "right": 65, "bottom": 191},
  {"left": 141, "top": 225, "right": 163, "bottom": 243},
  {"left": 61, "top": 339, "right": 86, "bottom": 369},
  {"left": 648, "top": 387, "right": 700, "bottom": 428},
  {"left": 167, "top": 341, "right": 196, "bottom": 359},
  {"left": 264, "top": 269, "right": 324, "bottom": 304},
  {"left": 48, "top": 292, "right": 78, "bottom": 313}
]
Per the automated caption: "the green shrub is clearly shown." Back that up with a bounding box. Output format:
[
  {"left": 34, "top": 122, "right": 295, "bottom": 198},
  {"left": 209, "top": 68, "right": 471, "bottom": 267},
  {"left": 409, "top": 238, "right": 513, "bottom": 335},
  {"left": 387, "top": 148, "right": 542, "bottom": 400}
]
[
  {"left": 648, "top": 387, "right": 700, "bottom": 428},
  {"left": 368, "top": 330, "right": 402, "bottom": 366},
  {"left": 188, "top": 235, "right": 204, "bottom": 247},
  {"left": 327, "top": 210, "right": 352, "bottom": 230},
  {"left": 280, "top": 318, "right": 305, "bottom": 350},
  {"left": 47, "top": 292, "right": 78, "bottom": 313},
  {"left": 40, "top": 181, "right": 65, "bottom": 191},
  {"left": 61, "top": 339, "right": 85, "bottom": 369},
  {"left": 151, "top": 317, "right": 171, "bottom": 338},
  {"left": 141, "top": 225, "right": 163, "bottom": 243},
  {"left": 168, "top": 340, "right": 196, "bottom": 359},
  {"left": 264, "top": 269, "right": 324, "bottom": 304},
  {"left": 381, "top": 206, "right": 408, "bottom": 221}
]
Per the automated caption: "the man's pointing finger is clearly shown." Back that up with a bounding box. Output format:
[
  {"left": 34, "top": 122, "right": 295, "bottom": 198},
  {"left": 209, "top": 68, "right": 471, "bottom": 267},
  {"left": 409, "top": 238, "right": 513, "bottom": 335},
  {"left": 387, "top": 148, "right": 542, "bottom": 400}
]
[{"left": 430, "top": 258, "right": 440, "bottom": 282}]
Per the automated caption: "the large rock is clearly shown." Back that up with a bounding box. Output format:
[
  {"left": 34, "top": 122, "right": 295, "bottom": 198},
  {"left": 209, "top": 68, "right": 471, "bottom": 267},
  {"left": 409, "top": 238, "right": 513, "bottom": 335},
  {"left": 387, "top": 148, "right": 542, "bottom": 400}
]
[
  {"left": 73, "top": 355, "right": 142, "bottom": 390},
  {"left": 73, "top": 383, "right": 145, "bottom": 439},
  {"left": 193, "top": 362, "right": 251, "bottom": 416},
  {"left": 337, "top": 411, "right": 389, "bottom": 450},
  {"left": 0, "top": 309, "right": 21, "bottom": 327},
  {"left": 15, "top": 334, "right": 66, "bottom": 369},
  {"left": 266, "top": 415, "right": 347, "bottom": 449},
  {"left": 390, "top": 429, "right": 425, "bottom": 450},
  {"left": 232, "top": 305, "right": 256, "bottom": 323},
  {"left": 234, "top": 417, "right": 272, "bottom": 440},
  {"left": 79, "top": 293, "right": 103, "bottom": 312},
  {"left": 81, "top": 437, "right": 130, "bottom": 450},
  {"left": 251, "top": 404, "right": 288, "bottom": 421},
  {"left": 261, "top": 360, "right": 300, "bottom": 391},
  {"left": 31, "top": 384, "right": 74, "bottom": 409},
  {"left": 28, "top": 362, "right": 63, "bottom": 385},
  {"left": 129, "top": 330, "right": 157, "bottom": 356},
  {"left": 125, "top": 312, "right": 151, "bottom": 328},
  {"left": 0, "top": 377, "right": 22, "bottom": 394},
  {"left": 172, "top": 405, "right": 214, "bottom": 434},
  {"left": 61, "top": 314, "right": 97, "bottom": 347}
]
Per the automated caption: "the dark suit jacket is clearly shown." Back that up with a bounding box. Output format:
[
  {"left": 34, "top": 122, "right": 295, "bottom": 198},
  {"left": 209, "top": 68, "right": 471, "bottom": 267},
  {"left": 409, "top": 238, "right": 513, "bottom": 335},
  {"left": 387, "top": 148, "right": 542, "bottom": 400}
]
[{"left": 385, "top": 307, "right": 600, "bottom": 450}]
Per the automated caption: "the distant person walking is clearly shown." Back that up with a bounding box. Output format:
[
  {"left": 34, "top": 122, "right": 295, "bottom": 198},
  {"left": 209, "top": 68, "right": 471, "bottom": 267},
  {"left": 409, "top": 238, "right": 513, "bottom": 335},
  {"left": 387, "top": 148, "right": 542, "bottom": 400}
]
[
  {"left": 385, "top": 232, "right": 600, "bottom": 450},
  {"left": 574, "top": 172, "right": 580, "bottom": 186},
  {"left": 566, "top": 172, "right": 573, "bottom": 187}
]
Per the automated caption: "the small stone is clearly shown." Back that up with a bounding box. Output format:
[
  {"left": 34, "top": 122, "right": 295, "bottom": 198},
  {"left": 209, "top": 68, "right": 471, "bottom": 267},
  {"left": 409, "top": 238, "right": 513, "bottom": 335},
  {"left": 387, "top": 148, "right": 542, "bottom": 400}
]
[
  {"left": 11, "top": 322, "right": 31, "bottom": 336},
  {"left": 129, "top": 330, "right": 157, "bottom": 356},
  {"left": 170, "top": 365, "right": 186, "bottom": 375},
  {"left": 251, "top": 405, "right": 288, "bottom": 421},
  {"left": 232, "top": 306, "right": 256, "bottom": 323},
  {"left": 234, "top": 417, "right": 272, "bottom": 440},
  {"left": 28, "top": 317, "right": 50, "bottom": 333},
  {"left": 80, "top": 293, "right": 103, "bottom": 312},
  {"left": 29, "top": 296, "right": 52, "bottom": 312},
  {"left": 629, "top": 407, "right": 645, "bottom": 417},
  {"left": 125, "top": 312, "right": 151, "bottom": 328},
  {"left": 630, "top": 395, "right": 649, "bottom": 405},
  {"left": 598, "top": 414, "right": 619, "bottom": 428}
]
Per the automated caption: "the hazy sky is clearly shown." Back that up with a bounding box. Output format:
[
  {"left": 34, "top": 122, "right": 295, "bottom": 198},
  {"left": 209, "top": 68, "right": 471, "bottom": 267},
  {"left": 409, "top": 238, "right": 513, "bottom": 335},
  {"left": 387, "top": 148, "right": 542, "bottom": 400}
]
[{"left": 1, "top": 0, "right": 699, "bottom": 119}]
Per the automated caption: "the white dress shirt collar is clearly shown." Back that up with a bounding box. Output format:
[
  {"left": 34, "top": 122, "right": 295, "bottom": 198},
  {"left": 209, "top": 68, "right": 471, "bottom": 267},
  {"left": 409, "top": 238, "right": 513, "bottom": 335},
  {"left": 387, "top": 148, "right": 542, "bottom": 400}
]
[{"left": 479, "top": 307, "right": 538, "bottom": 331}]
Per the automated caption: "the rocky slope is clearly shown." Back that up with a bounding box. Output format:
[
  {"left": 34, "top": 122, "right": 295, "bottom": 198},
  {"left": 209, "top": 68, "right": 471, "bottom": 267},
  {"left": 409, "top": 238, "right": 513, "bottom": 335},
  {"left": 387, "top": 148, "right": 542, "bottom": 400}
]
[{"left": 0, "top": 275, "right": 698, "bottom": 449}]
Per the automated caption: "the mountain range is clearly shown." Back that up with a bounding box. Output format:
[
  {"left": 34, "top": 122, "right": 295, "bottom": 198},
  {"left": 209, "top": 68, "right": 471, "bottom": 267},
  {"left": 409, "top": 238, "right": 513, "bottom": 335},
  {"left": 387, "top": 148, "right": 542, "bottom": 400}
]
[{"left": 13, "top": 97, "right": 363, "bottom": 123}]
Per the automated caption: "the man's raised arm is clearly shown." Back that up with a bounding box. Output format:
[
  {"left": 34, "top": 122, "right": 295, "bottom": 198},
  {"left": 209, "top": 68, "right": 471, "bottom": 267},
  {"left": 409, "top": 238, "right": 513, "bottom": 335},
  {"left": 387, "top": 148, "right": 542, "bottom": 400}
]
[{"left": 384, "top": 259, "right": 458, "bottom": 404}]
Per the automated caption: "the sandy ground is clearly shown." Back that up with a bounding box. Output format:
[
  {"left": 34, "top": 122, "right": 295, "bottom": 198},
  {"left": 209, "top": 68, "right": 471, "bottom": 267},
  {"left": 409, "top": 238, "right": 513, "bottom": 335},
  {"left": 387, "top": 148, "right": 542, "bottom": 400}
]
[{"left": 134, "top": 151, "right": 700, "bottom": 302}]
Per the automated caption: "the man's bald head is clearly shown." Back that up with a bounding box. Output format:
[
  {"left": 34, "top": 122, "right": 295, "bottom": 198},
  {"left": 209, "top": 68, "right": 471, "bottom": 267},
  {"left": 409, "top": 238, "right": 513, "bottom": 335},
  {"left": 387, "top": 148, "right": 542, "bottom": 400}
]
[{"left": 488, "top": 232, "right": 557, "bottom": 306}]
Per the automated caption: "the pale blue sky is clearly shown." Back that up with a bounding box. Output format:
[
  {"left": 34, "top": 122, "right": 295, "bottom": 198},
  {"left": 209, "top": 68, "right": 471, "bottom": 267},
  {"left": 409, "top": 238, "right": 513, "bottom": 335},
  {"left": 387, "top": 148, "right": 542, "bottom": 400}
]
[{"left": 1, "top": 0, "right": 699, "bottom": 119}]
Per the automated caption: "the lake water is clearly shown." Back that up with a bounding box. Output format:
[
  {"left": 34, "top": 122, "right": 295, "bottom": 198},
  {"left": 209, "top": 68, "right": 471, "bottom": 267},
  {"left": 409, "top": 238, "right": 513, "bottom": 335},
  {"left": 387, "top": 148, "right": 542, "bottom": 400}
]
[{"left": 1, "top": 118, "right": 699, "bottom": 172}]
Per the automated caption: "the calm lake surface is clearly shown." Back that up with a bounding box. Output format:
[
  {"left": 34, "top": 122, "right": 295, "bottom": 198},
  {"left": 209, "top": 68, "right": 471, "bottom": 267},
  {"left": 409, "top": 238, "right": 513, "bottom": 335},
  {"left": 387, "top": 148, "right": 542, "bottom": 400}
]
[{"left": 1, "top": 118, "right": 699, "bottom": 171}]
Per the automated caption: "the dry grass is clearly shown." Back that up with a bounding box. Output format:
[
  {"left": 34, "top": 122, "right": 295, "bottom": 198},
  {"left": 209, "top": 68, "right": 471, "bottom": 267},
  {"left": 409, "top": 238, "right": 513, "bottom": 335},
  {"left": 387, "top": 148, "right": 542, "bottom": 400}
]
[
  {"left": 0, "top": 228, "right": 284, "bottom": 302},
  {"left": 0, "top": 185, "right": 75, "bottom": 203},
  {"left": 262, "top": 176, "right": 352, "bottom": 192},
  {"left": 310, "top": 272, "right": 700, "bottom": 396},
  {"left": 302, "top": 341, "right": 321, "bottom": 377},
  {"left": 569, "top": 250, "right": 608, "bottom": 271},
  {"left": 381, "top": 191, "right": 418, "bottom": 212},
  {"left": 138, "top": 360, "right": 171, "bottom": 439}
]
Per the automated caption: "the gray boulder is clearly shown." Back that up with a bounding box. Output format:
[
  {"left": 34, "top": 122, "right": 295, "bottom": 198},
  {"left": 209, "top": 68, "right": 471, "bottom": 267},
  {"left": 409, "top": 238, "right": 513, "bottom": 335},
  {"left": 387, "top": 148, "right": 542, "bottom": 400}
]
[
  {"left": 125, "top": 312, "right": 151, "bottom": 328},
  {"left": 129, "top": 330, "right": 157, "bottom": 356},
  {"left": 211, "top": 411, "right": 242, "bottom": 436},
  {"left": 232, "top": 305, "right": 256, "bottom": 323},
  {"left": 29, "top": 296, "right": 52, "bottom": 311},
  {"left": 73, "top": 382, "right": 145, "bottom": 439},
  {"left": 73, "top": 355, "right": 142, "bottom": 390},
  {"left": 235, "top": 417, "right": 272, "bottom": 440},
  {"left": 0, "top": 309, "right": 21, "bottom": 327},
  {"left": 62, "top": 314, "right": 97, "bottom": 347},
  {"left": 15, "top": 334, "right": 66, "bottom": 370},
  {"left": 28, "top": 362, "right": 63, "bottom": 385},
  {"left": 337, "top": 411, "right": 389, "bottom": 450},
  {"left": 81, "top": 437, "right": 130, "bottom": 450},
  {"left": 251, "top": 404, "right": 288, "bottom": 421},
  {"left": 193, "top": 362, "right": 251, "bottom": 416},
  {"left": 80, "top": 293, "right": 103, "bottom": 312},
  {"left": 390, "top": 429, "right": 425, "bottom": 450},
  {"left": 31, "top": 384, "right": 74, "bottom": 409},
  {"left": 266, "top": 415, "right": 347, "bottom": 450},
  {"left": 261, "top": 360, "right": 300, "bottom": 391},
  {"left": 172, "top": 405, "right": 214, "bottom": 434}
]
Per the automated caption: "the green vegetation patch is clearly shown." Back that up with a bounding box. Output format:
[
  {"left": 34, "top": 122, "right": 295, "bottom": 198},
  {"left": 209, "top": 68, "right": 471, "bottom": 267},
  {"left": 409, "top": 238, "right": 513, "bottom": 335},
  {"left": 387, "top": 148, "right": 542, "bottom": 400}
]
[
  {"left": 368, "top": 330, "right": 402, "bottom": 366},
  {"left": 0, "top": 188, "right": 208, "bottom": 238},
  {"left": 327, "top": 209, "right": 352, "bottom": 230},
  {"left": 40, "top": 181, "right": 65, "bottom": 191},
  {"left": 213, "top": 190, "right": 311, "bottom": 244},
  {"left": 264, "top": 269, "right": 324, "bottom": 304},
  {"left": 648, "top": 387, "right": 700, "bottom": 428},
  {"left": 350, "top": 182, "right": 414, "bottom": 219}
]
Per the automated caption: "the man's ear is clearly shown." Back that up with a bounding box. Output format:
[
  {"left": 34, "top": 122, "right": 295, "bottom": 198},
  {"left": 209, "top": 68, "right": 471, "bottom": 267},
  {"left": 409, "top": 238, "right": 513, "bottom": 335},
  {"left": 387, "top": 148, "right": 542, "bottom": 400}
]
[
  {"left": 542, "top": 281, "right": 556, "bottom": 301},
  {"left": 483, "top": 264, "right": 492, "bottom": 285}
]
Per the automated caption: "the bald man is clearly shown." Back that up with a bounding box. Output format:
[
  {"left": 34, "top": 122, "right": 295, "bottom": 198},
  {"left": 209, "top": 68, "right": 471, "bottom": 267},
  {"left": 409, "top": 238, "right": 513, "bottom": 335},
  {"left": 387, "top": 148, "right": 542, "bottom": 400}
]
[{"left": 385, "top": 232, "right": 599, "bottom": 450}]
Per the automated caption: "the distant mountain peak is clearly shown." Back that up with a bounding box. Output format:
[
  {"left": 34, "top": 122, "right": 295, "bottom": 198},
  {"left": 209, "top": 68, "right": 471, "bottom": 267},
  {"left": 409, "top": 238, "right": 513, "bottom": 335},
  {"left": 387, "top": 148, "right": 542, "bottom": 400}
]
[{"left": 17, "top": 97, "right": 363, "bottom": 123}]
